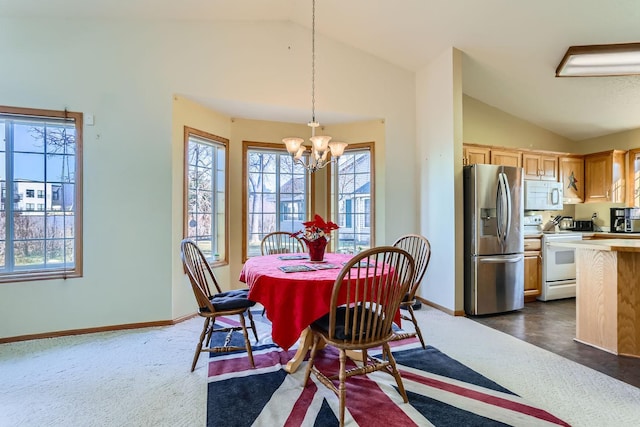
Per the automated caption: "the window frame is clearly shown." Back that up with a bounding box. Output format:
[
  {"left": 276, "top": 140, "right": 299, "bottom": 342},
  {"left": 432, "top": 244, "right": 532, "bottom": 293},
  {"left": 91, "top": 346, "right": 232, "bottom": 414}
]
[
  {"left": 0, "top": 105, "right": 83, "bottom": 283},
  {"left": 242, "top": 141, "right": 314, "bottom": 261},
  {"left": 183, "top": 126, "right": 229, "bottom": 266},
  {"left": 328, "top": 142, "right": 375, "bottom": 254}
]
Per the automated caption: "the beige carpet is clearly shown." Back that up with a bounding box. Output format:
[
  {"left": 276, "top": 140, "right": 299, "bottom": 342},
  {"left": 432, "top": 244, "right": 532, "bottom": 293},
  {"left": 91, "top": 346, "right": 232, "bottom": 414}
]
[{"left": 1, "top": 306, "right": 639, "bottom": 426}]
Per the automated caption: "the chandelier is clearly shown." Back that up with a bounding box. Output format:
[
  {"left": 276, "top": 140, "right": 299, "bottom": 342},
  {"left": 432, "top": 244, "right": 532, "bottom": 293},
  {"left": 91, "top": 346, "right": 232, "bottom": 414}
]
[{"left": 283, "top": 0, "right": 348, "bottom": 173}]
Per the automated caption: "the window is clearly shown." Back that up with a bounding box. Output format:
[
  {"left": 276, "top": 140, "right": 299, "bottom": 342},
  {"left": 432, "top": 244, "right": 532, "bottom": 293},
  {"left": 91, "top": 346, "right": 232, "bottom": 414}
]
[
  {"left": 331, "top": 143, "right": 374, "bottom": 254},
  {"left": 244, "top": 142, "right": 309, "bottom": 258},
  {"left": 37, "top": 190, "right": 44, "bottom": 198},
  {"left": 184, "top": 127, "right": 228, "bottom": 263},
  {"left": 0, "top": 106, "right": 83, "bottom": 282}
]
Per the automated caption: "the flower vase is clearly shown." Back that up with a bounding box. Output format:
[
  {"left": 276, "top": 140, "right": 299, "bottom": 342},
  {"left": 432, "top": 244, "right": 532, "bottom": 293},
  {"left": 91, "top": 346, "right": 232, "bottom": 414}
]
[{"left": 305, "top": 237, "right": 328, "bottom": 262}]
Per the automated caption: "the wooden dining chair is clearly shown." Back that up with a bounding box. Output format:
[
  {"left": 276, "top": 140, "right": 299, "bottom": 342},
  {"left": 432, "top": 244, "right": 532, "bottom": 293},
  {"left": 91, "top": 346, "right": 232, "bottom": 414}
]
[
  {"left": 260, "top": 231, "right": 306, "bottom": 255},
  {"left": 303, "top": 246, "right": 415, "bottom": 427},
  {"left": 180, "top": 239, "right": 258, "bottom": 372},
  {"left": 392, "top": 234, "right": 432, "bottom": 348}
]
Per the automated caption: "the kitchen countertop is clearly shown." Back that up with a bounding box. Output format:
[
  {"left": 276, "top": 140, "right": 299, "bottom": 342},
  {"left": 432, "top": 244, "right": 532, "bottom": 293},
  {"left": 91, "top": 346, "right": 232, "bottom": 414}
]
[
  {"left": 548, "top": 239, "right": 640, "bottom": 252},
  {"left": 524, "top": 231, "right": 640, "bottom": 239}
]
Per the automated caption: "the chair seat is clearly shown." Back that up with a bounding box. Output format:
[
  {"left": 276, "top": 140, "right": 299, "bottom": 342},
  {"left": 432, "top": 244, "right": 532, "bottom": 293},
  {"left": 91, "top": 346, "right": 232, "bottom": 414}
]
[
  {"left": 312, "top": 306, "right": 386, "bottom": 341},
  {"left": 202, "top": 289, "right": 256, "bottom": 312}
]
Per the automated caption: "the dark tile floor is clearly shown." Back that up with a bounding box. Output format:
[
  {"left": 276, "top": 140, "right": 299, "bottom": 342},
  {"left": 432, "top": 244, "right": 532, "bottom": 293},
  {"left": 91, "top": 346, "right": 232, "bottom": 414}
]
[{"left": 469, "top": 298, "right": 640, "bottom": 389}]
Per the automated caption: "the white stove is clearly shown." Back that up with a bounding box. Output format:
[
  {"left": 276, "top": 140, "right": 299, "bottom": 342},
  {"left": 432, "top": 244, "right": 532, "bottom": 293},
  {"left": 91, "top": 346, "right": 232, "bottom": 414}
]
[{"left": 540, "top": 232, "right": 582, "bottom": 301}]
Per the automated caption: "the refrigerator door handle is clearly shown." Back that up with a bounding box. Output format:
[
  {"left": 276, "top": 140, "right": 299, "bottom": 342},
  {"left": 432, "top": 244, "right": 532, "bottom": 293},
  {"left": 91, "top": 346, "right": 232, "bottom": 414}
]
[
  {"left": 496, "top": 172, "right": 511, "bottom": 245},
  {"left": 479, "top": 255, "right": 523, "bottom": 263}
]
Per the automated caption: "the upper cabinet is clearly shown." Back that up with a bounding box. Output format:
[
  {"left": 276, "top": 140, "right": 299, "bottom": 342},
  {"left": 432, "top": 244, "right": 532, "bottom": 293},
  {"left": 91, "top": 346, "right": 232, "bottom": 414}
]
[
  {"left": 463, "top": 145, "right": 490, "bottom": 165},
  {"left": 491, "top": 149, "right": 522, "bottom": 167},
  {"left": 584, "top": 150, "right": 626, "bottom": 203},
  {"left": 559, "top": 155, "right": 584, "bottom": 203},
  {"left": 522, "top": 153, "right": 558, "bottom": 181},
  {"left": 628, "top": 149, "right": 640, "bottom": 207}
]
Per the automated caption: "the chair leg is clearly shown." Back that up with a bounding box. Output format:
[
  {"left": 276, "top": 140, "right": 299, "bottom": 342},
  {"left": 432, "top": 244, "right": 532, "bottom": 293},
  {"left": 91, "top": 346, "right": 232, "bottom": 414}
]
[
  {"left": 246, "top": 309, "right": 259, "bottom": 343},
  {"left": 407, "top": 305, "right": 426, "bottom": 349},
  {"left": 303, "top": 333, "right": 321, "bottom": 386},
  {"left": 383, "top": 343, "right": 408, "bottom": 403},
  {"left": 338, "top": 349, "right": 347, "bottom": 427},
  {"left": 191, "top": 317, "right": 210, "bottom": 372},
  {"left": 238, "top": 314, "right": 255, "bottom": 368}
]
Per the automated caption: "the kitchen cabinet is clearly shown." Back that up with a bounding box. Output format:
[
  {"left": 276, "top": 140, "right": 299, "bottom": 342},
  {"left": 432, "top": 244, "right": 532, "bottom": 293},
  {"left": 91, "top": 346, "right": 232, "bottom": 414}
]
[
  {"left": 490, "top": 149, "right": 522, "bottom": 168},
  {"left": 559, "top": 155, "right": 584, "bottom": 203},
  {"left": 522, "top": 153, "right": 558, "bottom": 181},
  {"left": 463, "top": 145, "right": 490, "bottom": 165},
  {"left": 627, "top": 148, "right": 640, "bottom": 207},
  {"left": 523, "top": 236, "right": 542, "bottom": 302},
  {"left": 584, "top": 150, "right": 626, "bottom": 203}
]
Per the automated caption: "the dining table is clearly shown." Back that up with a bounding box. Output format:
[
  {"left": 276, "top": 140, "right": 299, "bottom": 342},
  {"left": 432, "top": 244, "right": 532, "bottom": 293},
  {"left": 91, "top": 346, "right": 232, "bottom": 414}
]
[{"left": 239, "top": 252, "right": 402, "bottom": 373}]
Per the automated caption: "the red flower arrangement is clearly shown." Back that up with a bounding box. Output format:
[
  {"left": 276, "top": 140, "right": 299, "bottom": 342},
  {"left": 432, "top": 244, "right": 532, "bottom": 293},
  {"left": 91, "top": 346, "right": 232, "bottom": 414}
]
[{"left": 292, "top": 214, "right": 339, "bottom": 242}]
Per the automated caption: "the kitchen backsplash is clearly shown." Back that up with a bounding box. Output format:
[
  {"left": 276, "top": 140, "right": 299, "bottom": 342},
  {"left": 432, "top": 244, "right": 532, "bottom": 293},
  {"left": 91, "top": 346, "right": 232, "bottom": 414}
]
[{"left": 525, "top": 202, "right": 625, "bottom": 232}]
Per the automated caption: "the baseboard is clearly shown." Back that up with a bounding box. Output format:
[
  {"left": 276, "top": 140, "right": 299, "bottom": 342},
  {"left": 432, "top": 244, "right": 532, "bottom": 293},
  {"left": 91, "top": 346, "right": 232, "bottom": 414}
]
[
  {"left": 416, "top": 296, "right": 465, "bottom": 316},
  {"left": 0, "top": 313, "right": 198, "bottom": 344}
]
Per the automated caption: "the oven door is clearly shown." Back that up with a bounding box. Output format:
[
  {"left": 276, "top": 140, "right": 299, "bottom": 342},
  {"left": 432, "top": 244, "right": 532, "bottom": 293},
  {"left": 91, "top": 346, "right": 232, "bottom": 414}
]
[{"left": 544, "top": 236, "right": 579, "bottom": 282}]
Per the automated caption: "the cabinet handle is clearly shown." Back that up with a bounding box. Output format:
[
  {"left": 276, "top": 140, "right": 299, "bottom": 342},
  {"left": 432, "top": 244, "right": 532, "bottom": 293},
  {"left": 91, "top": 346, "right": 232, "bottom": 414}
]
[{"left": 606, "top": 190, "right": 610, "bottom": 199}]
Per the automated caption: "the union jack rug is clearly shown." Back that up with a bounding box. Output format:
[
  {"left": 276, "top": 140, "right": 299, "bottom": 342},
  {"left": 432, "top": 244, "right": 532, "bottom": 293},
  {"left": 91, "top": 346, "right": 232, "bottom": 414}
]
[{"left": 206, "top": 312, "right": 569, "bottom": 427}]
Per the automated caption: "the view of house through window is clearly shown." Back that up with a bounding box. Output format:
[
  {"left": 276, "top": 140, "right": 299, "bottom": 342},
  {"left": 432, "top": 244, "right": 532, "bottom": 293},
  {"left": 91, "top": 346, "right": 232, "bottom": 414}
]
[
  {"left": 184, "top": 127, "right": 227, "bottom": 262},
  {"left": 331, "top": 145, "right": 373, "bottom": 254},
  {"left": 245, "top": 144, "right": 309, "bottom": 258},
  {"left": 0, "top": 106, "right": 83, "bottom": 281}
]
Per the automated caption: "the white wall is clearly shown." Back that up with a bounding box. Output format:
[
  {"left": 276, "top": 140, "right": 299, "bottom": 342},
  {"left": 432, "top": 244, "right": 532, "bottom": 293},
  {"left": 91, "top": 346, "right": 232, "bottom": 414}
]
[
  {"left": 0, "top": 17, "right": 416, "bottom": 338},
  {"left": 415, "top": 48, "right": 464, "bottom": 313}
]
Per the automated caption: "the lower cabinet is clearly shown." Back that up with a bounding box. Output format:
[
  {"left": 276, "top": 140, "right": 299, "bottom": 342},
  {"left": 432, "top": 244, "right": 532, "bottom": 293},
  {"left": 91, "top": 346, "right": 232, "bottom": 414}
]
[{"left": 524, "top": 237, "right": 542, "bottom": 302}]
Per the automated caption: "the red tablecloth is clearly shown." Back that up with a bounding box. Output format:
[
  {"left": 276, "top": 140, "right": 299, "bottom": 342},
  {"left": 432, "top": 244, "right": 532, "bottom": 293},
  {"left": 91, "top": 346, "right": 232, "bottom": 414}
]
[{"left": 240, "top": 252, "right": 401, "bottom": 350}]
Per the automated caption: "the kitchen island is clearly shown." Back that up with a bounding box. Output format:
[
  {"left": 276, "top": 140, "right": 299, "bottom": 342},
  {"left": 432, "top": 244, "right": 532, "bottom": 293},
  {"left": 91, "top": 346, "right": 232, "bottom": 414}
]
[{"left": 549, "top": 239, "right": 640, "bottom": 358}]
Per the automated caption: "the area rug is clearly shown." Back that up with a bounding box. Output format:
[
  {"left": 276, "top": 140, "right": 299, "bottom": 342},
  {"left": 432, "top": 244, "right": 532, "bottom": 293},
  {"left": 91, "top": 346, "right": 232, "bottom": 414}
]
[{"left": 206, "top": 312, "right": 569, "bottom": 427}]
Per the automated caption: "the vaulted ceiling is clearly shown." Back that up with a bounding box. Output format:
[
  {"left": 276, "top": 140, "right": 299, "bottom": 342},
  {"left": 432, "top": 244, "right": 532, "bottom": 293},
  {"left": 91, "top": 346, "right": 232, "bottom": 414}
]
[{"left": 3, "top": 0, "right": 640, "bottom": 141}]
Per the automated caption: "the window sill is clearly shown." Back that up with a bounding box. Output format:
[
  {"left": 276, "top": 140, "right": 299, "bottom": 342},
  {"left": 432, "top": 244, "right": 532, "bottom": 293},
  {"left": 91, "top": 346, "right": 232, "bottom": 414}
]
[{"left": 0, "top": 270, "right": 82, "bottom": 284}]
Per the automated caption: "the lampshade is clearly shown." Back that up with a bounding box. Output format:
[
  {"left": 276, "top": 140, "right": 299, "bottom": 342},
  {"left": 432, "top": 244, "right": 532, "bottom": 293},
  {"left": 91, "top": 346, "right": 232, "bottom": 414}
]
[
  {"left": 283, "top": 137, "right": 304, "bottom": 154},
  {"left": 328, "top": 141, "right": 348, "bottom": 157}
]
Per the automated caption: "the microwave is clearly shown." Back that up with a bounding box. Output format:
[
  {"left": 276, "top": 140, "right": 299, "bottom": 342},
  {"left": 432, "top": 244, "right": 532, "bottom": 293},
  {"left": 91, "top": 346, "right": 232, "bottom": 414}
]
[{"left": 524, "top": 180, "right": 563, "bottom": 211}]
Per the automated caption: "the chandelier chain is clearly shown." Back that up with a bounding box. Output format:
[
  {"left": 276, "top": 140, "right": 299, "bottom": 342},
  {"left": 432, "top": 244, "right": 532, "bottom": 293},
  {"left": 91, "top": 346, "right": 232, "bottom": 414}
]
[
  {"left": 282, "top": 0, "right": 347, "bottom": 173},
  {"left": 311, "top": 0, "right": 316, "bottom": 124}
]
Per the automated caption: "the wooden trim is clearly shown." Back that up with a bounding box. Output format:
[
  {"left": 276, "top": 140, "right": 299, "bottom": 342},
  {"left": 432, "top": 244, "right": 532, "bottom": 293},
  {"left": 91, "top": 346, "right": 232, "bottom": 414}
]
[
  {"left": 416, "top": 296, "right": 464, "bottom": 316},
  {"left": 0, "top": 314, "right": 199, "bottom": 344},
  {"left": 183, "top": 126, "right": 230, "bottom": 264}
]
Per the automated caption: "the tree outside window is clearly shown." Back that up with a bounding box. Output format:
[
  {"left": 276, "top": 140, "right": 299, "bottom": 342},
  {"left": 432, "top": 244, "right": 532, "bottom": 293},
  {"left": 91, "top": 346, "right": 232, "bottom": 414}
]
[
  {"left": 184, "top": 127, "right": 228, "bottom": 263},
  {"left": 0, "top": 106, "right": 82, "bottom": 282},
  {"left": 244, "top": 143, "right": 309, "bottom": 258}
]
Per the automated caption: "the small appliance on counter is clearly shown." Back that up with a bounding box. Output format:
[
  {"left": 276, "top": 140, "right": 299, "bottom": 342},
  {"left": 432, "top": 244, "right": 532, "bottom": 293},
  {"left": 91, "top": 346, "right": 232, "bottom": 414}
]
[
  {"left": 559, "top": 217, "right": 574, "bottom": 230},
  {"left": 610, "top": 208, "right": 626, "bottom": 233},
  {"left": 572, "top": 219, "right": 594, "bottom": 232},
  {"left": 625, "top": 207, "right": 640, "bottom": 233}
]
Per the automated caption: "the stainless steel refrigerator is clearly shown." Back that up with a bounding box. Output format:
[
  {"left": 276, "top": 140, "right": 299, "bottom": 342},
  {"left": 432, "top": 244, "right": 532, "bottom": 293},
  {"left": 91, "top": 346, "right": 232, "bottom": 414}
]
[{"left": 463, "top": 164, "right": 524, "bottom": 315}]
